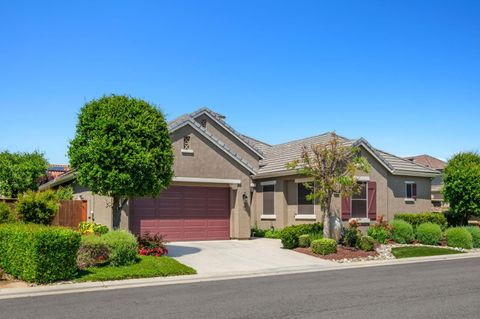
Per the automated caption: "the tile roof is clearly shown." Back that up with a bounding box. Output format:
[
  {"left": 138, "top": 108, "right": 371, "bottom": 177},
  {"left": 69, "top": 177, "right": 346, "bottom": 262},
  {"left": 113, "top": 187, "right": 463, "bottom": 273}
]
[{"left": 404, "top": 155, "right": 446, "bottom": 171}]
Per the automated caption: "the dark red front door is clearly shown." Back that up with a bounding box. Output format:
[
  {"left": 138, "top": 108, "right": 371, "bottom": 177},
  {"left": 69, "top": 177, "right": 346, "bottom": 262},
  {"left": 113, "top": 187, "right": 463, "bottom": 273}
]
[{"left": 130, "top": 186, "right": 230, "bottom": 241}]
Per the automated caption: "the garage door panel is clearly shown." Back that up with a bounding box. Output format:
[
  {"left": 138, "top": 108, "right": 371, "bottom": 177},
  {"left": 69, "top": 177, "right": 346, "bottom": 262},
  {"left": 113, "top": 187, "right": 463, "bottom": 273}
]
[{"left": 132, "top": 186, "right": 230, "bottom": 241}]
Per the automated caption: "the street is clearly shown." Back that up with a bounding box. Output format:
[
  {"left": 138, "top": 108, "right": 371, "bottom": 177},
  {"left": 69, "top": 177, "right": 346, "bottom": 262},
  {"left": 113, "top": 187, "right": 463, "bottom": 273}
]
[{"left": 1, "top": 258, "right": 479, "bottom": 319}]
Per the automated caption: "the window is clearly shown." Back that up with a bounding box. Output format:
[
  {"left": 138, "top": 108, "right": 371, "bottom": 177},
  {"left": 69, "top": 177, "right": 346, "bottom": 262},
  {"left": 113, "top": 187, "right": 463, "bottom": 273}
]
[
  {"left": 297, "top": 183, "right": 314, "bottom": 215},
  {"left": 405, "top": 182, "right": 417, "bottom": 200},
  {"left": 200, "top": 119, "right": 207, "bottom": 128},
  {"left": 351, "top": 182, "right": 367, "bottom": 218},
  {"left": 183, "top": 136, "right": 191, "bottom": 150},
  {"left": 262, "top": 184, "right": 275, "bottom": 216}
]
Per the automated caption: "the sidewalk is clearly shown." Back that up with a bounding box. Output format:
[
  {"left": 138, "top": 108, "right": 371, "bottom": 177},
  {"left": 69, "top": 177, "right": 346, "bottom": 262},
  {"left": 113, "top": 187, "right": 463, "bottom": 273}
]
[{"left": 1, "top": 252, "right": 479, "bottom": 300}]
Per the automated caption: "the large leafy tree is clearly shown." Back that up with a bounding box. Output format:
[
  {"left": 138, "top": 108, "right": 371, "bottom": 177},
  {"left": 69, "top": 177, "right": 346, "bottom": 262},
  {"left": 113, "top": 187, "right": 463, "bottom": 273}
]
[
  {"left": 443, "top": 152, "right": 480, "bottom": 225},
  {"left": 69, "top": 95, "right": 174, "bottom": 228},
  {"left": 287, "top": 133, "right": 370, "bottom": 240},
  {"left": 0, "top": 151, "right": 48, "bottom": 198}
]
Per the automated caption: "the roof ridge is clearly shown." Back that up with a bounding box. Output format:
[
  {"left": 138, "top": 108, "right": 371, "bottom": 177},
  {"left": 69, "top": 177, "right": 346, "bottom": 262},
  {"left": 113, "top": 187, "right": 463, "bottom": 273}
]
[
  {"left": 272, "top": 132, "right": 350, "bottom": 147},
  {"left": 375, "top": 148, "right": 439, "bottom": 173},
  {"left": 240, "top": 134, "right": 272, "bottom": 147}
]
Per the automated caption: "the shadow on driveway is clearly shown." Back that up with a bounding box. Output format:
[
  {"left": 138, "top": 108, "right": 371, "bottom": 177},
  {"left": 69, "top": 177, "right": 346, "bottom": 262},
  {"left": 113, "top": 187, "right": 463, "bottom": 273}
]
[{"left": 167, "top": 245, "right": 202, "bottom": 257}]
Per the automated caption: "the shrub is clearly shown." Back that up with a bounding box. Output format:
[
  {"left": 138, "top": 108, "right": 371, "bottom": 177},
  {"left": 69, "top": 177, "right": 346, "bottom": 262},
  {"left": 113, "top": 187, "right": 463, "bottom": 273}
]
[
  {"left": 394, "top": 212, "right": 448, "bottom": 230},
  {"left": 78, "top": 221, "right": 109, "bottom": 235},
  {"left": 16, "top": 190, "right": 59, "bottom": 225},
  {"left": 298, "top": 234, "right": 310, "bottom": 248},
  {"left": 359, "top": 236, "right": 375, "bottom": 251},
  {"left": 308, "top": 232, "right": 323, "bottom": 241},
  {"left": 137, "top": 232, "right": 168, "bottom": 257},
  {"left": 367, "top": 215, "right": 391, "bottom": 244},
  {"left": 77, "top": 235, "right": 110, "bottom": 269},
  {"left": 343, "top": 220, "right": 361, "bottom": 248},
  {"left": 445, "top": 227, "right": 473, "bottom": 249},
  {"left": 311, "top": 238, "right": 337, "bottom": 255},
  {"left": 265, "top": 228, "right": 282, "bottom": 239},
  {"left": 389, "top": 220, "right": 414, "bottom": 244},
  {"left": 280, "top": 223, "right": 323, "bottom": 249},
  {"left": 464, "top": 226, "right": 480, "bottom": 248},
  {"left": 102, "top": 230, "right": 138, "bottom": 266},
  {"left": 0, "top": 202, "right": 16, "bottom": 223},
  {"left": 55, "top": 186, "right": 74, "bottom": 200},
  {"left": 251, "top": 225, "right": 266, "bottom": 238},
  {"left": 0, "top": 223, "right": 80, "bottom": 283},
  {"left": 416, "top": 223, "right": 442, "bottom": 245}
]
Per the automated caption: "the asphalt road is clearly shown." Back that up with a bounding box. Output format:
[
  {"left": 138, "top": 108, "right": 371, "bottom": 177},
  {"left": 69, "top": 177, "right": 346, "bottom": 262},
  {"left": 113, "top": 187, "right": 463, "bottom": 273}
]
[{"left": 1, "top": 258, "right": 480, "bottom": 319}]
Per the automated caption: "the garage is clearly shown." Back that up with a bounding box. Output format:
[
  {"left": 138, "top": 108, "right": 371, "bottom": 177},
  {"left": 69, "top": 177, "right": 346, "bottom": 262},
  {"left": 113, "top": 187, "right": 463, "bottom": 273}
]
[{"left": 130, "top": 186, "right": 231, "bottom": 241}]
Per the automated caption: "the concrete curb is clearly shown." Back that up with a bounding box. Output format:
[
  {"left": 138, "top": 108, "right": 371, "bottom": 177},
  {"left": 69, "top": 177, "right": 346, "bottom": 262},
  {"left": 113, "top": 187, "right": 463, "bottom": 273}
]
[{"left": 1, "top": 252, "right": 479, "bottom": 300}]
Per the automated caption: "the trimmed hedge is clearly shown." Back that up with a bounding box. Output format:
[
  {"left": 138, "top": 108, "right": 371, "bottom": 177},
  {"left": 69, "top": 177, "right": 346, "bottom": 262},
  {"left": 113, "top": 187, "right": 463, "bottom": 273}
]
[
  {"left": 464, "top": 226, "right": 480, "bottom": 248},
  {"left": 298, "top": 234, "right": 310, "bottom": 248},
  {"left": 389, "top": 220, "right": 414, "bottom": 244},
  {"left": 0, "top": 223, "right": 81, "bottom": 283},
  {"left": 280, "top": 223, "right": 323, "bottom": 249},
  {"left": 311, "top": 238, "right": 337, "bottom": 255},
  {"left": 416, "top": 223, "right": 442, "bottom": 245},
  {"left": 445, "top": 227, "right": 473, "bottom": 249},
  {"left": 102, "top": 230, "right": 138, "bottom": 266},
  {"left": 0, "top": 202, "right": 16, "bottom": 223},
  {"left": 359, "top": 236, "right": 375, "bottom": 251},
  {"left": 394, "top": 213, "right": 447, "bottom": 230}
]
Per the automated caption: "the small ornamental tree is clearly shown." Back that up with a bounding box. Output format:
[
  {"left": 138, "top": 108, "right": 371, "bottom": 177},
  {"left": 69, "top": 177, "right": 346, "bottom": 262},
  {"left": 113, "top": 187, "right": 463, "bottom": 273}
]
[
  {"left": 0, "top": 151, "right": 48, "bottom": 198},
  {"left": 287, "top": 133, "right": 370, "bottom": 240},
  {"left": 443, "top": 152, "right": 480, "bottom": 225},
  {"left": 68, "top": 95, "right": 174, "bottom": 228}
]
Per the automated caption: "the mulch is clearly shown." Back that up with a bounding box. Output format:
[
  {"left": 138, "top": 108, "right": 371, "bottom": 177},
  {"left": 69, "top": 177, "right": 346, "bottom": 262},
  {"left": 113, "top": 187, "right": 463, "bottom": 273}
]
[{"left": 294, "top": 246, "right": 379, "bottom": 260}]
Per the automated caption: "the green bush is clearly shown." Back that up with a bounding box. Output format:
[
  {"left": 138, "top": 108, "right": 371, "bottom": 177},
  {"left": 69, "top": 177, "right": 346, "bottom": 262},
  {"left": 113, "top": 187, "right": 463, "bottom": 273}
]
[
  {"left": 464, "top": 226, "right": 480, "bottom": 248},
  {"left": 16, "top": 190, "right": 59, "bottom": 225},
  {"left": 359, "top": 236, "right": 375, "bottom": 251},
  {"left": 265, "top": 228, "right": 282, "bottom": 239},
  {"left": 298, "top": 234, "right": 310, "bottom": 248},
  {"left": 77, "top": 235, "right": 110, "bottom": 269},
  {"left": 251, "top": 226, "right": 266, "bottom": 238},
  {"left": 308, "top": 232, "right": 323, "bottom": 241},
  {"left": 280, "top": 223, "right": 323, "bottom": 249},
  {"left": 78, "top": 222, "right": 109, "bottom": 235},
  {"left": 343, "top": 220, "right": 361, "bottom": 248},
  {"left": 389, "top": 220, "right": 414, "bottom": 244},
  {"left": 416, "top": 223, "right": 443, "bottom": 245},
  {"left": 0, "top": 202, "right": 16, "bottom": 223},
  {"left": 445, "top": 227, "right": 473, "bottom": 249},
  {"left": 311, "top": 238, "right": 337, "bottom": 255},
  {"left": 0, "top": 223, "right": 80, "bottom": 283},
  {"left": 102, "top": 230, "right": 138, "bottom": 266},
  {"left": 367, "top": 225, "right": 390, "bottom": 244},
  {"left": 394, "top": 213, "right": 448, "bottom": 230},
  {"left": 55, "top": 186, "right": 74, "bottom": 200}
]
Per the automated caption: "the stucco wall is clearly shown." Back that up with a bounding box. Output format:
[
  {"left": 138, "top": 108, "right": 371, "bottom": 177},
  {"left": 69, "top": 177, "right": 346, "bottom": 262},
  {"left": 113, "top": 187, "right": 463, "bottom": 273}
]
[{"left": 386, "top": 175, "right": 432, "bottom": 219}]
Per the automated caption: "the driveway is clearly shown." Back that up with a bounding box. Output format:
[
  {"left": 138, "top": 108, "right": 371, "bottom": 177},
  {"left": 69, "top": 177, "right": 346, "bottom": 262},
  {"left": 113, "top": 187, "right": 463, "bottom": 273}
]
[{"left": 167, "top": 238, "right": 334, "bottom": 275}]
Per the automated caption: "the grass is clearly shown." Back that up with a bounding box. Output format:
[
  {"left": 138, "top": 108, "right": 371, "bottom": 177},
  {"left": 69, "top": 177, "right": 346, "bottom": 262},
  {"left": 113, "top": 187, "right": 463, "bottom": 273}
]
[
  {"left": 391, "top": 246, "right": 464, "bottom": 259},
  {"left": 75, "top": 255, "right": 196, "bottom": 282}
]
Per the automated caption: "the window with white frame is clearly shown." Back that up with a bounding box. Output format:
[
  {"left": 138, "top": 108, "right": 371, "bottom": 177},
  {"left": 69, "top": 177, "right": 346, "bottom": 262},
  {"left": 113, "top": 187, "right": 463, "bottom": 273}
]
[
  {"left": 183, "top": 136, "right": 191, "bottom": 150},
  {"left": 297, "top": 182, "right": 314, "bottom": 215},
  {"left": 262, "top": 183, "right": 275, "bottom": 216},
  {"left": 405, "top": 181, "right": 417, "bottom": 200},
  {"left": 351, "top": 182, "right": 368, "bottom": 218}
]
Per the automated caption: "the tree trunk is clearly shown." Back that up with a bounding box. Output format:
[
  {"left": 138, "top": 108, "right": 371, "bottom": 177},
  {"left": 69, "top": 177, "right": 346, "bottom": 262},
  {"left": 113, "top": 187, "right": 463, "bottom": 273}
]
[
  {"left": 112, "top": 196, "right": 121, "bottom": 229},
  {"left": 323, "top": 196, "right": 343, "bottom": 242}
]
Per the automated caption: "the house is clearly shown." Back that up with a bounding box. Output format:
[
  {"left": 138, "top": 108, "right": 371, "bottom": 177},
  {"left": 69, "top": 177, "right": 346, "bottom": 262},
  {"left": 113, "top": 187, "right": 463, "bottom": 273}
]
[
  {"left": 405, "top": 155, "right": 446, "bottom": 208},
  {"left": 40, "top": 107, "right": 440, "bottom": 241}
]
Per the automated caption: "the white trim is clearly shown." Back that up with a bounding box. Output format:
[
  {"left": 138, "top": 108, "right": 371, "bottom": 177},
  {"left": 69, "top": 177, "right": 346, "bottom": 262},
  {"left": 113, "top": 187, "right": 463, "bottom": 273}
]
[
  {"left": 404, "top": 198, "right": 416, "bottom": 203},
  {"left": 260, "top": 180, "right": 276, "bottom": 186},
  {"left": 404, "top": 181, "right": 415, "bottom": 184},
  {"left": 172, "top": 177, "right": 241, "bottom": 185},
  {"left": 295, "top": 214, "right": 316, "bottom": 220},
  {"left": 294, "top": 177, "right": 314, "bottom": 183},
  {"left": 260, "top": 214, "right": 276, "bottom": 220},
  {"left": 349, "top": 217, "right": 371, "bottom": 224},
  {"left": 355, "top": 176, "right": 370, "bottom": 182},
  {"left": 195, "top": 111, "right": 266, "bottom": 159},
  {"left": 181, "top": 149, "right": 194, "bottom": 154}
]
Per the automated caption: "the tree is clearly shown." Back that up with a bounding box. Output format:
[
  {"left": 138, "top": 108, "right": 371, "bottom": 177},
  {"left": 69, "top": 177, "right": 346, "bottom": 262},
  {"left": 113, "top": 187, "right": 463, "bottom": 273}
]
[
  {"left": 443, "top": 152, "right": 480, "bottom": 225},
  {"left": 0, "top": 151, "right": 48, "bottom": 198},
  {"left": 287, "top": 133, "right": 370, "bottom": 240},
  {"left": 68, "top": 95, "right": 174, "bottom": 228}
]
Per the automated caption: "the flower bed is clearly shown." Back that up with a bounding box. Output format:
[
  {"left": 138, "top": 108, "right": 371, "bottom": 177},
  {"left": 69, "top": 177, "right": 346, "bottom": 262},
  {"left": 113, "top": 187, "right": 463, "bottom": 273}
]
[{"left": 294, "top": 246, "right": 379, "bottom": 261}]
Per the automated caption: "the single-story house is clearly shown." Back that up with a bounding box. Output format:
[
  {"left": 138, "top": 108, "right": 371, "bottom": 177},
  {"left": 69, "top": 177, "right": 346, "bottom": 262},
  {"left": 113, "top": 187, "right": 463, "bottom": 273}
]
[{"left": 40, "top": 107, "right": 440, "bottom": 241}]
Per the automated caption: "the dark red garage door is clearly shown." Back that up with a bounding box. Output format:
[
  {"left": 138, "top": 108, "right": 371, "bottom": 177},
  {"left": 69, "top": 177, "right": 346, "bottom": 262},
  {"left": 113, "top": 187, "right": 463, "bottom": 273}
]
[{"left": 130, "top": 186, "right": 230, "bottom": 241}]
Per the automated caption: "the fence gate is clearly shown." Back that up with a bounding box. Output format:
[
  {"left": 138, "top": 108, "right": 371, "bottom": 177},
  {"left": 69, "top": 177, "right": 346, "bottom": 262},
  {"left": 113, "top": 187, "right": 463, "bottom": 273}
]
[{"left": 51, "top": 200, "right": 87, "bottom": 228}]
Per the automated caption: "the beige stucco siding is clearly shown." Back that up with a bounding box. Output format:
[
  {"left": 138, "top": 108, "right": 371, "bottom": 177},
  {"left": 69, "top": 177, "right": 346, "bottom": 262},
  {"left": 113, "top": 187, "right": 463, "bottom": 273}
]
[{"left": 386, "top": 176, "right": 432, "bottom": 219}]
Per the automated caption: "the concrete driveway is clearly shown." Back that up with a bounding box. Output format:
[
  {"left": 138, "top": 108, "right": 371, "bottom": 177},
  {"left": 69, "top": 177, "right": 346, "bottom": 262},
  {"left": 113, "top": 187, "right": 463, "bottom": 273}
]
[{"left": 167, "top": 238, "right": 335, "bottom": 275}]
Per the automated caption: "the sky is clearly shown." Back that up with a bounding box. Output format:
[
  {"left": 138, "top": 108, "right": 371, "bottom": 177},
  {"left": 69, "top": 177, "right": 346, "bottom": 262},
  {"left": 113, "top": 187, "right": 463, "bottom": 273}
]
[{"left": 0, "top": 0, "right": 479, "bottom": 164}]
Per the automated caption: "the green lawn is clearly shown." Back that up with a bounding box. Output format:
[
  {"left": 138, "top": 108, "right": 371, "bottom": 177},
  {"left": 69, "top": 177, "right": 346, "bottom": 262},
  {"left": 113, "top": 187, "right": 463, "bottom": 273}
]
[
  {"left": 75, "top": 255, "right": 196, "bottom": 282},
  {"left": 391, "top": 246, "right": 464, "bottom": 259}
]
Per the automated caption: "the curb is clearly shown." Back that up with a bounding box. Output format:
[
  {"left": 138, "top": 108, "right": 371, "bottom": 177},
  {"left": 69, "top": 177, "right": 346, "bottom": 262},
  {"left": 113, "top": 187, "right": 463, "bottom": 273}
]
[{"left": 1, "top": 252, "right": 479, "bottom": 300}]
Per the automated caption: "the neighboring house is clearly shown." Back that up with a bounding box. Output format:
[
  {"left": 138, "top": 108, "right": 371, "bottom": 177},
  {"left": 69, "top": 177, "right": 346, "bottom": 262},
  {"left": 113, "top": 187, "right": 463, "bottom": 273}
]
[
  {"left": 405, "top": 155, "right": 446, "bottom": 208},
  {"left": 37, "top": 164, "right": 70, "bottom": 186},
  {"left": 40, "top": 107, "right": 440, "bottom": 241}
]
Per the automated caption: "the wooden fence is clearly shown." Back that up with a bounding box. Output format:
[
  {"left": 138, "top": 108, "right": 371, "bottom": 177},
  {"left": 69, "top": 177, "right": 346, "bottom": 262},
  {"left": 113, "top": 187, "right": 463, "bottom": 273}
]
[{"left": 51, "top": 200, "right": 87, "bottom": 228}]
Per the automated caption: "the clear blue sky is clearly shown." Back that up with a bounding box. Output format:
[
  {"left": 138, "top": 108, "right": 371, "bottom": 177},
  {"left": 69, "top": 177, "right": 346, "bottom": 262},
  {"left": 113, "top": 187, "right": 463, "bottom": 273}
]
[{"left": 1, "top": 1, "right": 479, "bottom": 164}]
